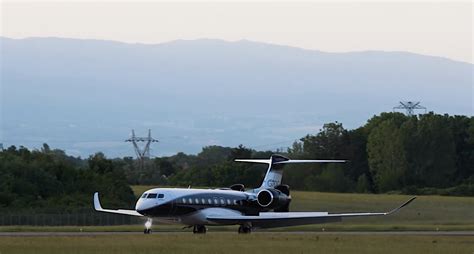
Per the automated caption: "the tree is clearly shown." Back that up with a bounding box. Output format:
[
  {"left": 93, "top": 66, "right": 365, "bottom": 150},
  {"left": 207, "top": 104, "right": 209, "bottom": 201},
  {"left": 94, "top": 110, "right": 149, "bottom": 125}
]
[
  {"left": 301, "top": 122, "right": 347, "bottom": 159},
  {"left": 367, "top": 119, "right": 408, "bottom": 192},
  {"left": 88, "top": 152, "right": 113, "bottom": 174},
  {"left": 447, "top": 115, "right": 474, "bottom": 181},
  {"left": 0, "top": 145, "right": 135, "bottom": 210},
  {"left": 409, "top": 113, "right": 456, "bottom": 187}
]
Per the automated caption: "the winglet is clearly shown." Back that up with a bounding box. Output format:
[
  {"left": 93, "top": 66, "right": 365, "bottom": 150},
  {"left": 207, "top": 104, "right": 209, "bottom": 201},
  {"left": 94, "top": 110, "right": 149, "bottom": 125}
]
[
  {"left": 92, "top": 192, "right": 143, "bottom": 217},
  {"left": 386, "top": 196, "right": 417, "bottom": 215},
  {"left": 93, "top": 192, "right": 103, "bottom": 211}
]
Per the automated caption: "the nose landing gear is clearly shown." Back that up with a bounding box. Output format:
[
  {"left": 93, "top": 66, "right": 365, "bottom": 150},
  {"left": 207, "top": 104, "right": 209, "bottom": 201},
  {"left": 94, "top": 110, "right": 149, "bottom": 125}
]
[
  {"left": 144, "top": 218, "right": 153, "bottom": 234},
  {"left": 192, "top": 225, "right": 207, "bottom": 234}
]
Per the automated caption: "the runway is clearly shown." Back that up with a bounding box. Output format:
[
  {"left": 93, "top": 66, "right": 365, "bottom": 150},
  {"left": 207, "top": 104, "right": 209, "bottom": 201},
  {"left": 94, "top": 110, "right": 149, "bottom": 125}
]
[{"left": 1, "top": 231, "right": 473, "bottom": 237}]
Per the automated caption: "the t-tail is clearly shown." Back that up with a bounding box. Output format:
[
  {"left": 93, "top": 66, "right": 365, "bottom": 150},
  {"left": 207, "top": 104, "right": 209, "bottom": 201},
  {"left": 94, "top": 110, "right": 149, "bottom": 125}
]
[{"left": 235, "top": 154, "right": 346, "bottom": 189}]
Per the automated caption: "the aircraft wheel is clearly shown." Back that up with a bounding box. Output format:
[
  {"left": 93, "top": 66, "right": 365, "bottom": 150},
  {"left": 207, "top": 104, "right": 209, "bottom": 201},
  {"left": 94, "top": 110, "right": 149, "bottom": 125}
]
[
  {"left": 144, "top": 229, "right": 152, "bottom": 234},
  {"left": 193, "top": 225, "right": 207, "bottom": 234},
  {"left": 238, "top": 225, "right": 251, "bottom": 234}
]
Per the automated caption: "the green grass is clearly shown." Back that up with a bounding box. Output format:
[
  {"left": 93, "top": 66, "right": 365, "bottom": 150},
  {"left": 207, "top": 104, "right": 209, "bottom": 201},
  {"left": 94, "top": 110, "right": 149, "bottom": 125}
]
[{"left": 0, "top": 233, "right": 472, "bottom": 254}]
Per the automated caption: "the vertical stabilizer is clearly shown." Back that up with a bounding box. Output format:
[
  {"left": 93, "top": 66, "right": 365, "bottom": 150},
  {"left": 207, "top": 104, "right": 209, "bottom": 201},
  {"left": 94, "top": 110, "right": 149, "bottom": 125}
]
[{"left": 261, "top": 155, "right": 289, "bottom": 188}]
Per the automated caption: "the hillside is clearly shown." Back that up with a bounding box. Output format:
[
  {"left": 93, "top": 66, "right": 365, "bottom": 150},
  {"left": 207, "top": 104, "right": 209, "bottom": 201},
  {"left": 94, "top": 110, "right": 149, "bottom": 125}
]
[{"left": 1, "top": 37, "right": 472, "bottom": 156}]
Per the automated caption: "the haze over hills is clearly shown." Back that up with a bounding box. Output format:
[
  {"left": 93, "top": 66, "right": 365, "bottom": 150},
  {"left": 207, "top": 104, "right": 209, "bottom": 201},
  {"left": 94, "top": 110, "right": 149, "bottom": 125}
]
[{"left": 1, "top": 37, "right": 472, "bottom": 157}]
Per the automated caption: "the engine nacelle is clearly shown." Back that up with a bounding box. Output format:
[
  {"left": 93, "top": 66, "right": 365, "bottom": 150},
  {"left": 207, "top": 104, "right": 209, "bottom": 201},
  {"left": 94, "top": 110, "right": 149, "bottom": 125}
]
[{"left": 256, "top": 188, "right": 291, "bottom": 210}]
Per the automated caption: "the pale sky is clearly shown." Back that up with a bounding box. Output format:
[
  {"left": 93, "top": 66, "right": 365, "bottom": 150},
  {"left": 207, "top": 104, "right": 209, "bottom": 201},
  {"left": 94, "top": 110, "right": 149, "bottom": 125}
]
[{"left": 1, "top": 1, "right": 473, "bottom": 63}]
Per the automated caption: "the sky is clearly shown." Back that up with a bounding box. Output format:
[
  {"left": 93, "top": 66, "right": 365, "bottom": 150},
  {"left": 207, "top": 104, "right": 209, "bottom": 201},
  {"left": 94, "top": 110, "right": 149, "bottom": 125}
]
[
  {"left": 1, "top": 1, "right": 473, "bottom": 63},
  {"left": 0, "top": 0, "right": 473, "bottom": 156}
]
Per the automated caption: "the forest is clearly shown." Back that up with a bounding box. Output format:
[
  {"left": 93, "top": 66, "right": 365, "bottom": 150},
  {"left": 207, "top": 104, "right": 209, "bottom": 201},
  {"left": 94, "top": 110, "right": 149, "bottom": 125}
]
[{"left": 0, "top": 112, "right": 473, "bottom": 211}]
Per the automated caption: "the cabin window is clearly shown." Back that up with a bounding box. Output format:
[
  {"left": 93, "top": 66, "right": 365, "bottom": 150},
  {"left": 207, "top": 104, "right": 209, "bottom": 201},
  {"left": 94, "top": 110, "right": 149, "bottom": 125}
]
[
  {"left": 233, "top": 200, "right": 238, "bottom": 205},
  {"left": 141, "top": 193, "right": 148, "bottom": 198},
  {"left": 201, "top": 198, "right": 206, "bottom": 204},
  {"left": 195, "top": 198, "right": 199, "bottom": 204},
  {"left": 213, "top": 199, "right": 219, "bottom": 205},
  {"left": 208, "top": 199, "right": 212, "bottom": 204},
  {"left": 147, "top": 193, "right": 157, "bottom": 199},
  {"left": 220, "top": 198, "right": 225, "bottom": 205},
  {"left": 226, "top": 199, "right": 231, "bottom": 205},
  {"left": 188, "top": 198, "right": 193, "bottom": 204},
  {"left": 157, "top": 194, "right": 164, "bottom": 199},
  {"left": 182, "top": 198, "right": 186, "bottom": 204}
]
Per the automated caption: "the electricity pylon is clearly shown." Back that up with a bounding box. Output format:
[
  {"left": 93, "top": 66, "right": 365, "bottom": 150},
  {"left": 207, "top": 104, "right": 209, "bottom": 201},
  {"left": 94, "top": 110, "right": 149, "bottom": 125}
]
[
  {"left": 393, "top": 101, "right": 427, "bottom": 116},
  {"left": 125, "top": 129, "right": 158, "bottom": 168}
]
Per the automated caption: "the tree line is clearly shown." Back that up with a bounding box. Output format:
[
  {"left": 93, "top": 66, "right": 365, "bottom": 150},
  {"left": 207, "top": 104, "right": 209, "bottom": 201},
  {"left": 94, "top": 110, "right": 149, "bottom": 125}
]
[
  {"left": 0, "top": 145, "right": 135, "bottom": 210},
  {"left": 0, "top": 112, "right": 473, "bottom": 211},
  {"left": 285, "top": 112, "right": 473, "bottom": 195},
  {"left": 122, "top": 112, "right": 473, "bottom": 195}
]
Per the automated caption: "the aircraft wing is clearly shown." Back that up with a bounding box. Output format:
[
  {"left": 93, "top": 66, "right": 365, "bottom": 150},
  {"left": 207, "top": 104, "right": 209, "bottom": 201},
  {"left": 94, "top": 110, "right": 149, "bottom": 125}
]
[
  {"left": 93, "top": 192, "right": 143, "bottom": 217},
  {"left": 207, "top": 197, "right": 416, "bottom": 228}
]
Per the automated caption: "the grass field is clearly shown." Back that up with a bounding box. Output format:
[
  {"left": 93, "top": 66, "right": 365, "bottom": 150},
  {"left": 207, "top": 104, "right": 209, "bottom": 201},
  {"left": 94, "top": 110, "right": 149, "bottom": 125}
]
[{"left": 0, "top": 233, "right": 472, "bottom": 254}]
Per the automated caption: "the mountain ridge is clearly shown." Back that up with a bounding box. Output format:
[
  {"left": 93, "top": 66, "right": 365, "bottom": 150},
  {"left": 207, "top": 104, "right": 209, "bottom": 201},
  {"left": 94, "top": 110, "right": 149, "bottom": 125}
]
[
  {"left": 1, "top": 36, "right": 472, "bottom": 157},
  {"left": 1, "top": 36, "right": 469, "bottom": 65}
]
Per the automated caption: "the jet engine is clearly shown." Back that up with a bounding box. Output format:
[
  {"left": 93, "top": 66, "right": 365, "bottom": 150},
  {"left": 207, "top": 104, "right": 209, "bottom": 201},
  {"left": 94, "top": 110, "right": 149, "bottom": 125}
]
[{"left": 256, "top": 188, "right": 291, "bottom": 210}]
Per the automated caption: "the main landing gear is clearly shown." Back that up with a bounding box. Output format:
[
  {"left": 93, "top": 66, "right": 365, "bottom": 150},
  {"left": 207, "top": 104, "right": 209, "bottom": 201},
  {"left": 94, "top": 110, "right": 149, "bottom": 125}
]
[
  {"left": 238, "top": 224, "right": 252, "bottom": 234},
  {"left": 144, "top": 218, "right": 153, "bottom": 234},
  {"left": 193, "top": 225, "right": 207, "bottom": 234}
]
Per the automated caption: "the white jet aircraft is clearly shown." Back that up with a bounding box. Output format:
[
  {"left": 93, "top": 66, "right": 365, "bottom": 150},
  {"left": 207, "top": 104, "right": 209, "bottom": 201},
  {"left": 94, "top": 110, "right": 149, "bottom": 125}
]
[{"left": 94, "top": 154, "right": 416, "bottom": 234}]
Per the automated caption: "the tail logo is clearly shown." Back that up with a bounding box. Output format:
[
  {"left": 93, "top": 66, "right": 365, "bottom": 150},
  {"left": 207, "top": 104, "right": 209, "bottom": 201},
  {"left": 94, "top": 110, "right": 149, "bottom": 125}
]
[{"left": 266, "top": 179, "right": 279, "bottom": 188}]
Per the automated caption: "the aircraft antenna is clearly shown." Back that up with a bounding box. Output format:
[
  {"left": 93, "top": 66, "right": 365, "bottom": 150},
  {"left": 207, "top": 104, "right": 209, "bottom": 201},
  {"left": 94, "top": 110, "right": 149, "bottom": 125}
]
[{"left": 393, "top": 101, "right": 427, "bottom": 116}]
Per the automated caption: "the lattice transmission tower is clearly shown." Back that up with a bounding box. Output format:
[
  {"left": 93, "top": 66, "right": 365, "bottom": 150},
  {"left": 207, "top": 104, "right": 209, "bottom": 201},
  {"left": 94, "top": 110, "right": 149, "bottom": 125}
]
[
  {"left": 125, "top": 129, "right": 158, "bottom": 167},
  {"left": 393, "top": 101, "right": 427, "bottom": 116}
]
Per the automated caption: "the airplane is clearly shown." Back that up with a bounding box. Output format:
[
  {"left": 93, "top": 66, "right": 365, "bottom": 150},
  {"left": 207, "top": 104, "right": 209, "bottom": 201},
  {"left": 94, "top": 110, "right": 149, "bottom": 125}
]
[{"left": 93, "top": 154, "right": 416, "bottom": 234}]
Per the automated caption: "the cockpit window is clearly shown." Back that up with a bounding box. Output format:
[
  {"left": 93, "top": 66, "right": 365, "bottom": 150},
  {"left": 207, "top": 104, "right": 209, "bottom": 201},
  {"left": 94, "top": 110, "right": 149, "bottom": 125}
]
[
  {"left": 157, "top": 194, "right": 164, "bottom": 199},
  {"left": 147, "top": 193, "right": 157, "bottom": 198},
  {"left": 141, "top": 193, "right": 148, "bottom": 198}
]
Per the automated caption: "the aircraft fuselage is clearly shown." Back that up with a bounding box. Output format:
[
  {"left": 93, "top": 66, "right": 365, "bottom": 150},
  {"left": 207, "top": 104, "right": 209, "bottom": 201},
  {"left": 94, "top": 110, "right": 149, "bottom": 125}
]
[{"left": 135, "top": 188, "right": 286, "bottom": 225}]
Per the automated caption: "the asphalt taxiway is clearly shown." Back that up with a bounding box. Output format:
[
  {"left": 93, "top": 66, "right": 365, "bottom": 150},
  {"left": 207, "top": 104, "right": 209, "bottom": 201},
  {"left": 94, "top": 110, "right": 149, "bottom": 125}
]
[{"left": 0, "top": 231, "right": 473, "bottom": 237}]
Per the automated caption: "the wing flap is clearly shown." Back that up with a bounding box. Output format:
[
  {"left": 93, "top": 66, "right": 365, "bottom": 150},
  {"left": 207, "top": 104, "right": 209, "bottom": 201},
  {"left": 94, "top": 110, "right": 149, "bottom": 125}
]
[{"left": 93, "top": 192, "right": 143, "bottom": 217}]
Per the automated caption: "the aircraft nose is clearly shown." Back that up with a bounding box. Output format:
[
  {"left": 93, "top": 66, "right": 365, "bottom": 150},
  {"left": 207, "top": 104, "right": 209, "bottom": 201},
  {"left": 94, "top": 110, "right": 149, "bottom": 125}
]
[
  {"left": 135, "top": 199, "right": 146, "bottom": 213},
  {"left": 136, "top": 199, "right": 158, "bottom": 215}
]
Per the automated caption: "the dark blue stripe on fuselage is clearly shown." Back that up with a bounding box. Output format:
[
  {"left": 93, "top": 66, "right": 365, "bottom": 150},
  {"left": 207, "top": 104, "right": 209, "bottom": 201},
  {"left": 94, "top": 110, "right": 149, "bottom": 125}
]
[{"left": 137, "top": 192, "right": 265, "bottom": 217}]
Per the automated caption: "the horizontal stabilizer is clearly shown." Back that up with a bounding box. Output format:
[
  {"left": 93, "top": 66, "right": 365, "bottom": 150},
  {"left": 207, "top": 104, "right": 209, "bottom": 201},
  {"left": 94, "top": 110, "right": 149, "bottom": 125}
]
[
  {"left": 234, "top": 159, "right": 271, "bottom": 164},
  {"left": 234, "top": 158, "right": 346, "bottom": 165},
  {"left": 274, "top": 159, "right": 346, "bottom": 164}
]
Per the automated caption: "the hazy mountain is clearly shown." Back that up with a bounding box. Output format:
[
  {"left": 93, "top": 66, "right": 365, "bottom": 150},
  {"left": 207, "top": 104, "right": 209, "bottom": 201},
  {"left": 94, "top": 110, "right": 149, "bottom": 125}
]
[{"left": 1, "top": 37, "right": 472, "bottom": 157}]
